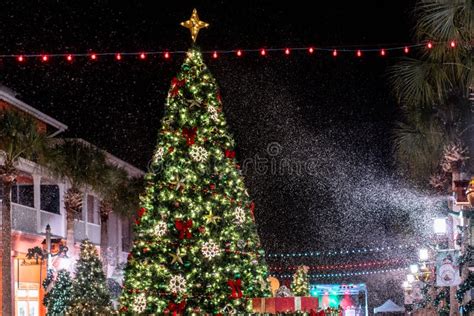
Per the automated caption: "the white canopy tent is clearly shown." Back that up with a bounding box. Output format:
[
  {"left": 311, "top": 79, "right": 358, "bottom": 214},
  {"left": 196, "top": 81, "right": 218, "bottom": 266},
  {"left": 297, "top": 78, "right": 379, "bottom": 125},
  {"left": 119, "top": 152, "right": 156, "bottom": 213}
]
[{"left": 374, "top": 300, "right": 405, "bottom": 314}]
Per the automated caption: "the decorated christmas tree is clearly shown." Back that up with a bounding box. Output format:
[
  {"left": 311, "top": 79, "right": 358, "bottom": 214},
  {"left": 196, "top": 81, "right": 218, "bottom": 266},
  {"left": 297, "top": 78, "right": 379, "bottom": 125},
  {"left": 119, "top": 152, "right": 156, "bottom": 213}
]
[
  {"left": 43, "top": 269, "right": 72, "bottom": 315},
  {"left": 68, "top": 239, "right": 113, "bottom": 314},
  {"left": 120, "top": 9, "right": 270, "bottom": 314},
  {"left": 291, "top": 266, "right": 309, "bottom": 296}
]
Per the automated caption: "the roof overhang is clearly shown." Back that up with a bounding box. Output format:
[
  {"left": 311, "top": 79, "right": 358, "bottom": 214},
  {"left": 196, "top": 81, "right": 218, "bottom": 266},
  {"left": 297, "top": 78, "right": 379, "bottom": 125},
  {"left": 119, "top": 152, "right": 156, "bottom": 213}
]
[{"left": 0, "top": 86, "right": 68, "bottom": 136}]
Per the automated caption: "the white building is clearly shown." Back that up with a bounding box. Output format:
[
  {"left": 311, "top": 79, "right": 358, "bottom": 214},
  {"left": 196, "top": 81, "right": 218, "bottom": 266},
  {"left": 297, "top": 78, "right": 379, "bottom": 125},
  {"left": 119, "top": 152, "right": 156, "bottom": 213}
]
[{"left": 0, "top": 86, "right": 143, "bottom": 316}]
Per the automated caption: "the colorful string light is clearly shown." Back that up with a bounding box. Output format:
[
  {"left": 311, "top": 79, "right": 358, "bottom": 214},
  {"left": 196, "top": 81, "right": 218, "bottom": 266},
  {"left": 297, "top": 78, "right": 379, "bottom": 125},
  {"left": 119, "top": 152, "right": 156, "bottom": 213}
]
[
  {"left": 269, "top": 258, "right": 405, "bottom": 272},
  {"left": 266, "top": 243, "right": 419, "bottom": 258},
  {"left": 272, "top": 267, "right": 408, "bottom": 279},
  {"left": 1, "top": 41, "right": 457, "bottom": 63}
]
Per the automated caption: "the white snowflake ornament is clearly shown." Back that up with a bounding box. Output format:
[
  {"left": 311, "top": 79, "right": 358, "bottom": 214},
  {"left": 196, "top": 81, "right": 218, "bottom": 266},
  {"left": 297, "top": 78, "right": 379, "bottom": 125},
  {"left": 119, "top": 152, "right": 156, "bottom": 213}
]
[
  {"left": 132, "top": 293, "right": 147, "bottom": 313},
  {"left": 169, "top": 275, "right": 187, "bottom": 294},
  {"left": 153, "top": 221, "right": 167, "bottom": 237},
  {"left": 234, "top": 207, "right": 246, "bottom": 225},
  {"left": 201, "top": 240, "right": 221, "bottom": 259},
  {"left": 208, "top": 106, "right": 219, "bottom": 121},
  {"left": 189, "top": 146, "right": 208, "bottom": 162},
  {"left": 222, "top": 304, "right": 237, "bottom": 314},
  {"left": 153, "top": 147, "right": 165, "bottom": 162}
]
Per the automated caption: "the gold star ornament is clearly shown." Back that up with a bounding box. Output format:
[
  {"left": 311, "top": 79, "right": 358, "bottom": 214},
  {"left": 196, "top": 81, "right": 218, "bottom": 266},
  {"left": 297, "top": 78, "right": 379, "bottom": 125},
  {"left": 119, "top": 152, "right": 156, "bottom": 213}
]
[
  {"left": 204, "top": 210, "right": 221, "bottom": 225},
  {"left": 170, "top": 249, "right": 184, "bottom": 265},
  {"left": 181, "top": 9, "right": 209, "bottom": 42}
]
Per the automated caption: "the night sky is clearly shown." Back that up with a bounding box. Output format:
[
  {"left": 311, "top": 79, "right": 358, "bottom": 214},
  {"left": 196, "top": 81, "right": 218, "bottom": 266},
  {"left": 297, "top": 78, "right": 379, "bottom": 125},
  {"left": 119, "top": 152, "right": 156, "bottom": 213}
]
[{"left": 1, "top": 0, "right": 426, "bottom": 289}]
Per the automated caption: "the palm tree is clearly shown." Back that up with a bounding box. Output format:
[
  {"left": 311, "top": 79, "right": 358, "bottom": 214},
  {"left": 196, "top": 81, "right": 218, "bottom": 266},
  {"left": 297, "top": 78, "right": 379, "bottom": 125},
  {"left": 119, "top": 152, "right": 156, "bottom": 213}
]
[
  {"left": 98, "top": 165, "right": 142, "bottom": 275},
  {"left": 390, "top": 0, "right": 472, "bottom": 185},
  {"left": 0, "top": 110, "right": 51, "bottom": 315},
  {"left": 47, "top": 139, "right": 107, "bottom": 256}
]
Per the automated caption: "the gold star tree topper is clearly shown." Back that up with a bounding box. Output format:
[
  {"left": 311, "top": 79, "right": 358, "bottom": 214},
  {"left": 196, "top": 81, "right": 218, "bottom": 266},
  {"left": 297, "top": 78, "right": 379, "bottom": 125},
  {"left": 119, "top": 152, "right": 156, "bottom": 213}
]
[{"left": 181, "top": 9, "right": 209, "bottom": 42}]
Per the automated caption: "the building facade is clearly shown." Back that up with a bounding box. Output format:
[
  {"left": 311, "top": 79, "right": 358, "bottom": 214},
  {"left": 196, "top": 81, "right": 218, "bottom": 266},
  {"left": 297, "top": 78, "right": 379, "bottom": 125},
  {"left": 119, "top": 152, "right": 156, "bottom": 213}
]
[{"left": 0, "top": 86, "right": 143, "bottom": 316}]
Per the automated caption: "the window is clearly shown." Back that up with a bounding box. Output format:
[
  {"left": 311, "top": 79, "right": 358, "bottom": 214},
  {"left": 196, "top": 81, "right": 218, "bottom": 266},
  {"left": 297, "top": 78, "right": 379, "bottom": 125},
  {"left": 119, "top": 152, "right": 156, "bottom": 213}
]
[
  {"left": 40, "top": 185, "right": 59, "bottom": 214},
  {"left": 12, "top": 185, "right": 34, "bottom": 208},
  {"left": 87, "top": 195, "right": 99, "bottom": 224},
  {"left": 15, "top": 282, "right": 39, "bottom": 316}
]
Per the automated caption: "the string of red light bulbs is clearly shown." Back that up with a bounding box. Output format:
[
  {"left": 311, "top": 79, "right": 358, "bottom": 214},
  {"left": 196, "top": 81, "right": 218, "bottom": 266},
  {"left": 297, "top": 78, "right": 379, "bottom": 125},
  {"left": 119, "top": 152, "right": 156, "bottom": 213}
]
[{"left": 4, "top": 40, "right": 458, "bottom": 63}]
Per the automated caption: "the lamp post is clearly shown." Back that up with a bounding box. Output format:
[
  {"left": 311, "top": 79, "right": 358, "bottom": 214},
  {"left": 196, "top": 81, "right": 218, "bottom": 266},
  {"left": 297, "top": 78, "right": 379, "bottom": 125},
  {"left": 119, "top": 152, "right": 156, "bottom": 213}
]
[
  {"left": 433, "top": 218, "right": 447, "bottom": 235},
  {"left": 403, "top": 217, "right": 464, "bottom": 315},
  {"left": 45, "top": 224, "right": 52, "bottom": 270},
  {"left": 419, "top": 248, "right": 429, "bottom": 262}
]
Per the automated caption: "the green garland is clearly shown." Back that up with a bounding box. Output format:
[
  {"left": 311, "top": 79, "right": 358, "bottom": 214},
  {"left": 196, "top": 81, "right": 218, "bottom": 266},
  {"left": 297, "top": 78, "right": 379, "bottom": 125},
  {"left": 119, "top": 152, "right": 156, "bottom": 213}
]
[
  {"left": 457, "top": 245, "right": 473, "bottom": 270},
  {"left": 42, "top": 268, "right": 54, "bottom": 290},
  {"left": 433, "top": 287, "right": 449, "bottom": 316},
  {"left": 412, "top": 283, "right": 432, "bottom": 310},
  {"left": 456, "top": 271, "right": 474, "bottom": 303},
  {"left": 460, "top": 300, "right": 474, "bottom": 314}
]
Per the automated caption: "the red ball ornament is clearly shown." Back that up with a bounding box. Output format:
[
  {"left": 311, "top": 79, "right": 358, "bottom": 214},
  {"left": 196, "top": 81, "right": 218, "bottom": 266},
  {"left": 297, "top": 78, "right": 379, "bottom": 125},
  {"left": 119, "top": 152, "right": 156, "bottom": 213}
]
[
  {"left": 143, "top": 247, "right": 150, "bottom": 253},
  {"left": 210, "top": 184, "right": 216, "bottom": 190},
  {"left": 168, "top": 147, "right": 174, "bottom": 153},
  {"left": 198, "top": 226, "right": 206, "bottom": 234}
]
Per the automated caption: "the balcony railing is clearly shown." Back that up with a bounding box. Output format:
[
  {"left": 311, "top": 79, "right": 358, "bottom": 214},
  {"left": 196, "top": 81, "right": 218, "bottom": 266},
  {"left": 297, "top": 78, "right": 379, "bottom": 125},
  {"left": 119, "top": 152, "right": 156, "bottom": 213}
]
[
  {"left": 74, "top": 220, "right": 101, "bottom": 245},
  {"left": 12, "top": 203, "right": 37, "bottom": 234},
  {"left": 6, "top": 201, "right": 106, "bottom": 247},
  {"left": 11, "top": 202, "right": 64, "bottom": 237},
  {"left": 40, "top": 210, "right": 64, "bottom": 236}
]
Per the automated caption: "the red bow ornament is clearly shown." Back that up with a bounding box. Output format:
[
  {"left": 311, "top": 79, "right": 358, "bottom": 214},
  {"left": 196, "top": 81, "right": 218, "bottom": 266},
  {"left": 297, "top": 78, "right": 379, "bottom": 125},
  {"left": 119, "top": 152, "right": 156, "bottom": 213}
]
[
  {"left": 175, "top": 219, "right": 193, "bottom": 239},
  {"left": 136, "top": 207, "right": 147, "bottom": 225},
  {"left": 182, "top": 127, "right": 197, "bottom": 146},
  {"left": 249, "top": 202, "right": 255, "bottom": 221},
  {"left": 170, "top": 78, "right": 186, "bottom": 97},
  {"left": 227, "top": 279, "right": 243, "bottom": 299},
  {"left": 138, "top": 207, "right": 146, "bottom": 218},
  {"left": 225, "top": 149, "right": 236, "bottom": 159},
  {"left": 167, "top": 300, "right": 186, "bottom": 315}
]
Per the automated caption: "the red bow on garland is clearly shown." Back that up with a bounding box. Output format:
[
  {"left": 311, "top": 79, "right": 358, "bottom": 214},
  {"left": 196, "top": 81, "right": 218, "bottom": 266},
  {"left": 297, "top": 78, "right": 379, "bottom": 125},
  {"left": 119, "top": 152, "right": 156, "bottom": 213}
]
[
  {"left": 227, "top": 279, "right": 243, "bottom": 299},
  {"left": 170, "top": 78, "right": 186, "bottom": 97},
  {"left": 249, "top": 202, "right": 255, "bottom": 221},
  {"left": 182, "top": 127, "right": 197, "bottom": 146},
  {"left": 175, "top": 219, "right": 193, "bottom": 239},
  {"left": 135, "top": 207, "right": 147, "bottom": 225},
  {"left": 225, "top": 149, "right": 236, "bottom": 159},
  {"left": 167, "top": 300, "right": 186, "bottom": 315},
  {"left": 138, "top": 207, "right": 146, "bottom": 218}
]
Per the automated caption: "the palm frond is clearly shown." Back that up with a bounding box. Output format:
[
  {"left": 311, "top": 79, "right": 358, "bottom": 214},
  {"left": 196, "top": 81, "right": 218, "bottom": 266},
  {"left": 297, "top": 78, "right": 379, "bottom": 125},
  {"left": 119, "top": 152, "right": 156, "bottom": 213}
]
[
  {"left": 99, "top": 164, "right": 144, "bottom": 217},
  {"left": 47, "top": 139, "right": 108, "bottom": 191},
  {"left": 415, "top": 0, "right": 472, "bottom": 41},
  {"left": 0, "top": 110, "right": 51, "bottom": 172},
  {"left": 393, "top": 118, "right": 450, "bottom": 182},
  {"left": 389, "top": 57, "right": 451, "bottom": 107}
]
